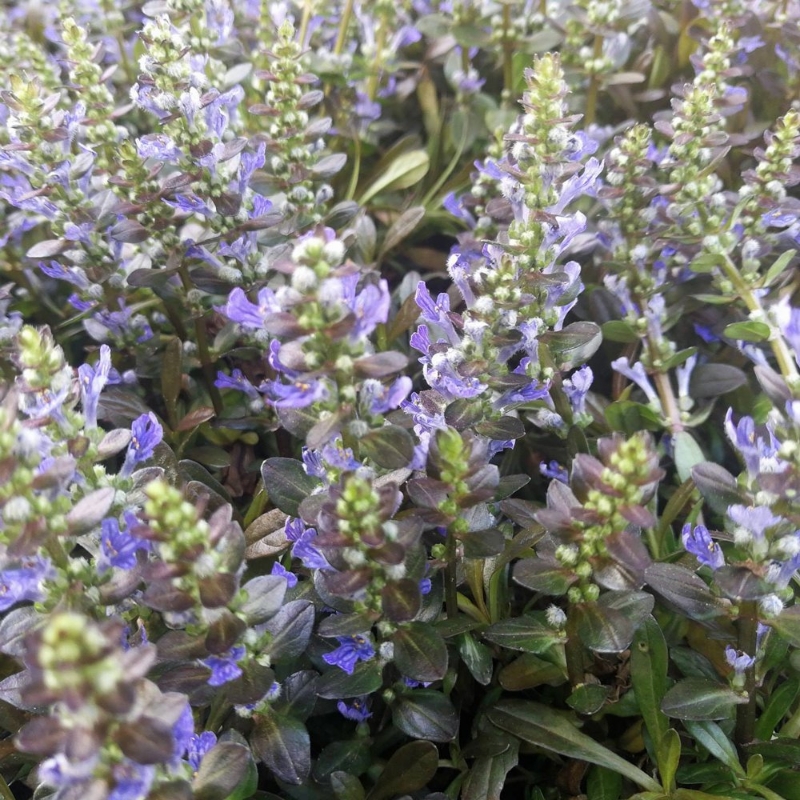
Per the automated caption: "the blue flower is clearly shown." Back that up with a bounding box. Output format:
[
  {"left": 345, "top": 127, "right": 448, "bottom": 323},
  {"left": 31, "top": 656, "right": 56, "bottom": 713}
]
[
  {"left": 360, "top": 377, "right": 413, "bottom": 415},
  {"left": 215, "top": 369, "right": 261, "bottom": 400},
  {"left": 727, "top": 505, "right": 783, "bottom": 538},
  {"left": 322, "top": 636, "right": 375, "bottom": 675},
  {"left": 78, "top": 344, "right": 112, "bottom": 428},
  {"left": 99, "top": 515, "right": 150, "bottom": 572},
  {"left": 202, "top": 645, "right": 246, "bottom": 687},
  {"left": 725, "top": 645, "right": 755, "bottom": 676},
  {"left": 187, "top": 731, "right": 218, "bottom": 772},
  {"left": 108, "top": 761, "right": 155, "bottom": 800},
  {"left": 563, "top": 366, "right": 593, "bottom": 416},
  {"left": 219, "top": 287, "right": 280, "bottom": 329},
  {"left": 261, "top": 378, "right": 329, "bottom": 408},
  {"left": 540, "top": 461, "right": 569, "bottom": 483},
  {"left": 0, "top": 556, "right": 54, "bottom": 612},
  {"left": 271, "top": 562, "right": 298, "bottom": 588},
  {"left": 681, "top": 523, "right": 724, "bottom": 570},
  {"left": 611, "top": 357, "right": 661, "bottom": 408},
  {"left": 292, "top": 527, "right": 331, "bottom": 570},
  {"left": 120, "top": 412, "right": 163, "bottom": 478},
  {"left": 337, "top": 697, "right": 372, "bottom": 722}
]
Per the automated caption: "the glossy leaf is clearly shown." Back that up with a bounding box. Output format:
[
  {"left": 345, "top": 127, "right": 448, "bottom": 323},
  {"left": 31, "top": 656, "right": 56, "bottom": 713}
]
[
  {"left": 392, "top": 690, "right": 459, "bottom": 742},
  {"left": 483, "top": 615, "right": 565, "bottom": 654},
  {"left": 661, "top": 678, "right": 747, "bottom": 721},
  {"left": 251, "top": 711, "right": 311, "bottom": 784},
  {"left": 368, "top": 740, "right": 438, "bottom": 800},
  {"left": 261, "top": 458, "right": 321, "bottom": 517},
  {"left": 192, "top": 742, "right": 251, "bottom": 800},
  {"left": 631, "top": 617, "right": 670, "bottom": 755},
  {"left": 461, "top": 741, "right": 519, "bottom": 800},
  {"left": 392, "top": 622, "right": 448, "bottom": 682}
]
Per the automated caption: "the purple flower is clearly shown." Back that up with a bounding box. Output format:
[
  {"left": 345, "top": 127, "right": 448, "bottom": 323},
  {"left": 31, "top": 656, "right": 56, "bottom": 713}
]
[
  {"left": 727, "top": 505, "right": 783, "bottom": 537},
  {"left": 0, "top": 556, "right": 54, "bottom": 612},
  {"left": 350, "top": 281, "right": 391, "bottom": 338},
  {"left": 164, "top": 193, "right": 214, "bottom": 217},
  {"left": 495, "top": 380, "right": 550, "bottom": 408},
  {"left": 611, "top": 357, "right": 661, "bottom": 407},
  {"left": 261, "top": 378, "right": 329, "bottom": 408},
  {"left": 271, "top": 562, "right": 298, "bottom": 588},
  {"left": 681, "top": 523, "right": 724, "bottom": 570},
  {"left": 322, "top": 635, "right": 375, "bottom": 675},
  {"left": 361, "top": 377, "right": 413, "bottom": 415},
  {"left": 187, "top": 731, "right": 217, "bottom": 772},
  {"left": 108, "top": 761, "right": 155, "bottom": 800},
  {"left": 337, "top": 697, "right": 372, "bottom": 722},
  {"left": 219, "top": 287, "right": 280, "bottom": 329},
  {"left": 415, "top": 282, "right": 460, "bottom": 346},
  {"left": 202, "top": 645, "right": 246, "bottom": 686},
  {"left": 39, "top": 260, "right": 90, "bottom": 289},
  {"left": 563, "top": 366, "right": 593, "bottom": 416},
  {"left": 724, "top": 410, "right": 782, "bottom": 477},
  {"left": 120, "top": 412, "right": 163, "bottom": 478},
  {"left": 99, "top": 515, "right": 150, "bottom": 571},
  {"left": 292, "top": 527, "right": 331, "bottom": 570},
  {"left": 78, "top": 345, "right": 112, "bottom": 428},
  {"left": 137, "top": 133, "right": 182, "bottom": 162},
  {"left": 540, "top": 461, "right": 569, "bottom": 483},
  {"left": 725, "top": 646, "right": 755, "bottom": 675},
  {"left": 215, "top": 369, "right": 261, "bottom": 400}
]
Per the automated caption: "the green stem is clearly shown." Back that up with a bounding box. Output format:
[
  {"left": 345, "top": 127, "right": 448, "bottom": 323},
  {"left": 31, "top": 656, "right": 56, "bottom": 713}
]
[
  {"left": 206, "top": 688, "right": 229, "bottom": 732},
  {"left": 565, "top": 607, "right": 584, "bottom": 689},
  {"left": 298, "top": 0, "right": 314, "bottom": 47},
  {"left": 653, "top": 370, "right": 684, "bottom": 433},
  {"left": 421, "top": 110, "right": 469, "bottom": 209},
  {"left": 501, "top": 3, "right": 514, "bottom": 103},
  {"left": 334, "top": 0, "right": 354, "bottom": 55},
  {"left": 0, "top": 774, "right": 14, "bottom": 800},
  {"left": 735, "top": 600, "right": 759, "bottom": 748},
  {"left": 444, "top": 527, "right": 458, "bottom": 619},
  {"left": 584, "top": 34, "right": 604, "bottom": 127},
  {"left": 346, "top": 135, "right": 362, "bottom": 201},
  {"left": 177, "top": 263, "right": 223, "bottom": 415}
]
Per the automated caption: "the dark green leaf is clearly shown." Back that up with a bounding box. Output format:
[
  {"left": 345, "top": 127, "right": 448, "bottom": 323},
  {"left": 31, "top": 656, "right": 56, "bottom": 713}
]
[
  {"left": 689, "top": 364, "right": 747, "bottom": 398},
  {"left": 691, "top": 463, "right": 745, "bottom": 516},
  {"left": 239, "top": 576, "right": 287, "bottom": 625},
  {"left": 393, "top": 622, "right": 448, "bottom": 682},
  {"left": 161, "top": 337, "right": 182, "bottom": 424},
  {"left": 540, "top": 322, "right": 603, "bottom": 371},
  {"left": 251, "top": 712, "right": 310, "bottom": 784},
  {"left": 313, "top": 740, "right": 371, "bottom": 783},
  {"left": 392, "top": 690, "right": 458, "bottom": 742},
  {"left": 645, "top": 563, "right": 729, "bottom": 621},
  {"left": 631, "top": 618, "right": 670, "bottom": 754},
  {"left": 331, "top": 772, "right": 366, "bottom": 800},
  {"left": 487, "top": 700, "right": 661, "bottom": 791},
  {"left": 604, "top": 401, "right": 664, "bottom": 434},
  {"left": 574, "top": 603, "right": 636, "bottom": 654},
  {"left": 261, "top": 458, "right": 321, "bottom": 517},
  {"left": 674, "top": 431, "right": 705, "bottom": 484},
  {"left": 262, "top": 600, "right": 314, "bottom": 662},
  {"left": 567, "top": 684, "right": 612, "bottom": 715},
  {"left": 483, "top": 615, "right": 565, "bottom": 654},
  {"left": 754, "top": 677, "right": 800, "bottom": 739},
  {"left": 513, "top": 558, "right": 576, "bottom": 596},
  {"left": 381, "top": 579, "right": 422, "bottom": 622},
  {"left": 682, "top": 720, "right": 743, "bottom": 776},
  {"left": 317, "top": 662, "right": 383, "bottom": 700},
  {"left": 769, "top": 606, "right": 800, "bottom": 647},
  {"left": 192, "top": 742, "right": 251, "bottom": 800},
  {"left": 461, "top": 741, "right": 519, "bottom": 800},
  {"left": 586, "top": 765, "right": 623, "bottom": 800},
  {"left": 458, "top": 527, "right": 505, "bottom": 558},
  {"left": 661, "top": 678, "right": 747, "bottom": 720},
  {"left": 499, "top": 653, "right": 566, "bottom": 691},
  {"left": 360, "top": 426, "right": 415, "bottom": 470},
  {"left": 601, "top": 320, "right": 639, "bottom": 344},
  {"left": 379, "top": 206, "right": 426, "bottom": 257},
  {"left": 368, "top": 740, "right": 438, "bottom": 800},
  {"left": 457, "top": 632, "right": 493, "bottom": 685}
]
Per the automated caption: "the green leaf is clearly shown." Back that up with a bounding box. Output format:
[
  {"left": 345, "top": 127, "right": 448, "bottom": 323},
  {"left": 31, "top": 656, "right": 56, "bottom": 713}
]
[
  {"left": 461, "top": 741, "right": 519, "bottom": 800},
  {"left": 331, "top": 772, "right": 366, "bottom": 800},
  {"left": 567, "top": 684, "right": 612, "bottom": 715},
  {"left": 392, "top": 690, "right": 459, "bottom": 741},
  {"left": 540, "top": 322, "right": 603, "bottom": 371},
  {"left": 317, "top": 661, "right": 384, "bottom": 700},
  {"left": 755, "top": 677, "right": 800, "bottom": 739},
  {"left": 260, "top": 458, "right": 321, "bottom": 517},
  {"left": 487, "top": 700, "right": 662, "bottom": 792},
  {"left": 657, "top": 728, "right": 682, "bottom": 792},
  {"left": 359, "top": 425, "right": 415, "bottom": 470},
  {"left": 359, "top": 150, "right": 430, "bottom": 204},
  {"left": 192, "top": 742, "right": 252, "bottom": 800},
  {"left": 587, "top": 765, "right": 623, "bottom": 800},
  {"left": 683, "top": 720, "right": 744, "bottom": 776},
  {"left": 251, "top": 712, "right": 310, "bottom": 784},
  {"left": 457, "top": 632, "right": 493, "bottom": 685},
  {"left": 574, "top": 603, "right": 636, "bottom": 654},
  {"left": 674, "top": 431, "right": 706, "bottom": 484},
  {"left": 605, "top": 401, "right": 664, "bottom": 434},
  {"left": 723, "top": 321, "right": 771, "bottom": 342},
  {"left": 661, "top": 678, "right": 747, "bottom": 721},
  {"left": 378, "top": 206, "right": 426, "bottom": 258},
  {"left": 392, "top": 622, "right": 448, "bottom": 682},
  {"left": 769, "top": 606, "right": 800, "bottom": 647},
  {"left": 367, "top": 740, "right": 438, "bottom": 800},
  {"left": 601, "top": 320, "right": 639, "bottom": 344},
  {"left": 762, "top": 249, "right": 797, "bottom": 287},
  {"left": 631, "top": 618, "right": 670, "bottom": 755},
  {"left": 313, "top": 740, "right": 371, "bottom": 783},
  {"left": 483, "top": 615, "right": 565, "bottom": 654},
  {"left": 499, "top": 653, "right": 566, "bottom": 691},
  {"left": 161, "top": 337, "right": 183, "bottom": 425}
]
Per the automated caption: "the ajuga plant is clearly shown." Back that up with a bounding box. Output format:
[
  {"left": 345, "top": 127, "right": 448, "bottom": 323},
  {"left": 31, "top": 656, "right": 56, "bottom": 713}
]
[{"left": 8, "top": 1, "right": 800, "bottom": 800}]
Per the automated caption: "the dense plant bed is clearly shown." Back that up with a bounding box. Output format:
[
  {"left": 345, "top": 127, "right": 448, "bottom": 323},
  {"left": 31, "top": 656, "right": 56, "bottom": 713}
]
[{"left": 2, "top": 1, "right": 800, "bottom": 799}]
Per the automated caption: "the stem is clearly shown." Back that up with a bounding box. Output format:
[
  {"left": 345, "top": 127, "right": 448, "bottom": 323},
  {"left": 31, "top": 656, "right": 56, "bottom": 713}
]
[
  {"left": 501, "top": 3, "right": 514, "bottom": 103},
  {"left": 735, "top": 600, "right": 759, "bottom": 748},
  {"left": 177, "top": 263, "right": 223, "bottom": 415},
  {"left": 346, "top": 135, "right": 362, "bottom": 201},
  {"left": 720, "top": 252, "right": 800, "bottom": 389},
  {"left": 465, "top": 560, "right": 490, "bottom": 622},
  {"left": 420, "top": 109, "right": 469, "bottom": 209},
  {"left": 205, "top": 689, "right": 229, "bottom": 732},
  {"left": 298, "top": 0, "right": 314, "bottom": 48},
  {"left": 779, "top": 699, "right": 800, "bottom": 738},
  {"left": 367, "top": 23, "right": 387, "bottom": 101},
  {"left": 334, "top": 0, "right": 354, "bottom": 55},
  {"left": 584, "top": 34, "right": 604, "bottom": 127},
  {"left": 653, "top": 370, "right": 684, "bottom": 433},
  {"left": 565, "top": 607, "right": 584, "bottom": 689},
  {"left": 444, "top": 526, "right": 458, "bottom": 619}
]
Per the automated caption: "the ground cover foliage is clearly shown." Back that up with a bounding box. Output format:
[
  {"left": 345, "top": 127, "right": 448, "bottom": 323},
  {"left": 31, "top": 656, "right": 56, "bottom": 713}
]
[{"left": 3, "top": 0, "right": 800, "bottom": 798}]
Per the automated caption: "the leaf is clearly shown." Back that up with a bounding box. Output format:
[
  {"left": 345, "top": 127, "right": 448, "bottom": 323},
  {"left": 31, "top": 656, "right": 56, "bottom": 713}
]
[
  {"left": 262, "top": 600, "right": 315, "bottom": 663},
  {"left": 461, "top": 741, "right": 519, "bottom": 800},
  {"left": 317, "top": 661, "right": 384, "bottom": 700},
  {"left": 682, "top": 721, "right": 744, "bottom": 776},
  {"left": 656, "top": 728, "right": 682, "bottom": 792},
  {"left": 586, "top": 765, "right": 623, "bottom": 800},
  {"left": 239, "top": 576, "right": 287, "bottom": 624},
  {"left": 457, "top": 632, "right": 493, "bottom": 685},
  {"left": 567, "top": 684, "right": 612, "bottom": 715},
  {"left": 661, "top": 678, "right": 747, "bottom": 720},
  {"left": 513, "top": 558, "right": 576, "bottom": 596},
  {"left": 381, "top": 579, "right": 422, "bottom": 622},
  {"left": 574, "top": 603, "right": 636, "bottom": 654},
  {"left": 251, "top": 712, "right": 310, "bottom": 784},
  {"left": 769, "top": 606, "right": 800, "bottom": 647},
  {"left": 313, "top": 740, "right": 371, "bottom": 783},
  {"left": 674, "top": 431, "right": 705, "bottom": 484},
  {"left": 26, "top": 239, "right": 69, "bottom": 259},
  {"left": 161, "top": 337, "right": 182, "bottom": 424},
  {"left": 379, "top": 206, "right": 426, "bottom": 258},
  {"left": 360, "top": 150, "right": 430, "bottom": 204},
  {"left": 331, "top": 772, "right": 366, "bottom": 800},
  {"left": 689, "top": 364, "right": 747, "bottom": 398},
  {"left": 483, "top": 615, "right": 565, "bottom": 654},
  {"left": 755, "top": 677, "right": 800, "bottom": 739},
  {"left": 360, "top": 426, "right": 415, "bottom": 469},
  {"left": 392, "top": 690, "right": 459, "bottom": 742},
  {"left": 540, "top": 322, "right": 603, "bottom": 371},
  {"left": 192, "top": 742, "right": 252, "bottom": 800},
  {"left": 487, "top": 700, "right": 662, "bottom": 792},
  {"left": 66, "top": 487, "right": 115, "bottom": 534},
  {"left": 261, "top": 458, "right": 321, "bottom": 517},
  {"left": 691, "top": 463, "right": 745, "bottom": 515},
  {"left": 499, "top": 653, "right": 566, "bottom": 691},
  {"left": 392, "top": 622, "right": 448, "bottom": 682},
  {"left": 631, "top": 618, "right": 670, "bottom": 755},
  {"left": 368, "top": 740, "right": 438, "bottom": 800},
  {"left": 723, "top": 321, "right": 771, "bottom": 342},
  {"left": 602, "top": 320, "right": 638, "bottom": 344},
  {"left": 645, "top": 563, "right": 729, "bottom": 621}
]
